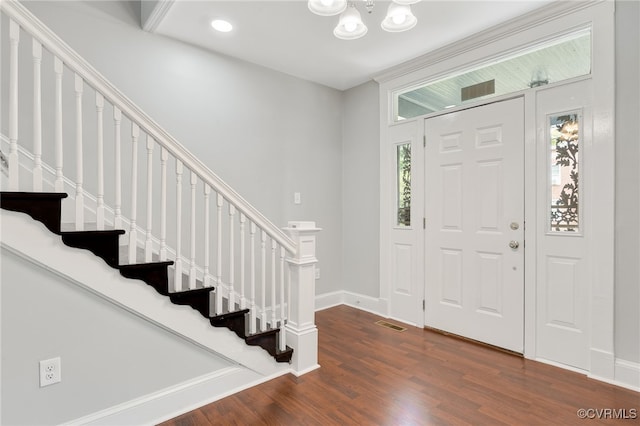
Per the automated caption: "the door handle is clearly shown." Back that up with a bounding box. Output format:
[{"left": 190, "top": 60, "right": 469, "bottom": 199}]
[{"left": 509, "top": 240, "right": 520, "bottom": 250}]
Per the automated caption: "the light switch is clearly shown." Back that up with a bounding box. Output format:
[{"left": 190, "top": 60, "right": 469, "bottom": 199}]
[{"left": 294, "top": 192, "right": 301, "bottom": 204}]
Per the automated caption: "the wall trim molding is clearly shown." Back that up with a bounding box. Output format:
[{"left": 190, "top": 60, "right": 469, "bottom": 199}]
[
  {"left": 589, "top": 348, "right": 616, "bottom": 383},
  {"left": 613, "top": 359, "right": 640, "bottom": 392},
  {"left": 315, "top": 291, "right": 387, "bottom": 318},
  {"left": 63, "top": 367, "right": 290, "bottom": 425},
  {"left": 142, "top": 0, "right": 175, "bottom": 33},
  {"left": 373, "top": 1, "right": 599, "bottom": 86}
]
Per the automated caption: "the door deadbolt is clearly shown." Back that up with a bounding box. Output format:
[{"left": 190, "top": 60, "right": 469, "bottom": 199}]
[{"left": 510, "top": 222, "right": 519, "bottom": 230}]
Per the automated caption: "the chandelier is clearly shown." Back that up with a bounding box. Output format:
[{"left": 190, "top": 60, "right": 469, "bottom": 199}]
[{"left": 308, "top": 0, "right": 420, "bottom": 40}]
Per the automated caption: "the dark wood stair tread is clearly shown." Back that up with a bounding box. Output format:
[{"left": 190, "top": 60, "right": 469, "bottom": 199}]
[
  {"left": 60, "top": 229, "right": 125, "bottom": 267},
  {"left": 246, "top": 328, "right": 279, "bottom": 340},
  {"left": 0, "top": 191, "right": 68, "bottom": 200},
  {"left": 245, "top": 329, "right": 293, "bottom": 363},
  {"left": 118, "top": 261, "right": 174, "bottom": 270},
  {"left": 169, "top": 287, "right": 214, "bottom": 297},
  {"left": 169, "top": 287, "right": 214, "bottom": 318},
  {"left": 60, "top": 229, "right": 126, "bottom": 236},
  {"left": 211, "top": 309, "right": 249, "bottom": 339},
  {"left": 118, "top": 261, "right": 174, "bottom": 296},
  {"left": 210, "top": 309, "right": 249, "bottom": 321},
  {"left": 275, "top": 347, "right": 294, "bottom": 363},
  {"left": 0, "top": 191, "right": 68, "bottom": 233}
]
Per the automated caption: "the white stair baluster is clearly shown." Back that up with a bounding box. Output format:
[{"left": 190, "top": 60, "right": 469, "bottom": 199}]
[
  {"left": 113, "top": 107, "right": 122, "bottom": 229},
  {"left": 271, "top": 239, "right": 277, "bottom": 328},
  {"left": 216, "top": 194, "right": 223, "bottom": 314},
  {"left": 8, "top": 19, "right": 19, "bottom": 190},
  {"left": 286, "top": 262, "right": 291, "bottom": 328},
  {"left": 54, "top": 57, "right": 64, "bottom": 192},
  {"left": 260, "top": 230, "right": 267, "bottom": 332},
  {"left": 174, "top": 159, "right": 183, "bottom": 292},
  {"left": 74, "top": 74, "right": 84, "bottom": 230},
  {"left": 128, "top": 124, "right": 139, "bottom": 262},
  {"left": 95, "top": 93, "right": 105, "bottom": 229},
  {"left": 144, "top": 136, "right": 154, "bottom": 262},
  {"left": 203, "top": 184, "right": 212, "bottom": 287},
  {"left": 249, "top": 222, "right": 257, "bottom": 334},
  {"left": 32, "top": 39, "right": 43, "bottom": 191},
  {"left": 239, "top": 213, "right": 246, "bottom": 309},
  {"left": 228, "top": 204, "right": 236, "bottom": 310},
  {"left": 188, "top": 170, "right": 197, "bottom": 290},
  {"left": 279, "top": 246, "right": 286, "bottom": 351},
  {"left": 159, "top": 147, "right": 168, "bottom": 260}
]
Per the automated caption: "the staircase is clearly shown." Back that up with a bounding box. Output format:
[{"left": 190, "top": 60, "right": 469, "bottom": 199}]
[
  {"left": 0, "top": 0, "right": 320, "bottom": 376},
  {"left": 0, "top": 191, "right": 293, "bottom": 362}
]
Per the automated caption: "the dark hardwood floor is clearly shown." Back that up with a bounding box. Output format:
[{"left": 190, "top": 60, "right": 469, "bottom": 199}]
[{"left": 161, "top": 305, "right": 640, "bottom": 425}]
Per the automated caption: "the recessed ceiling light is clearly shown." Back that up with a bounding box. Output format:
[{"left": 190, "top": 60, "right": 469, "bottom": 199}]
[{"left": 211, "top": 19, "right": 233, "bottom": 33}]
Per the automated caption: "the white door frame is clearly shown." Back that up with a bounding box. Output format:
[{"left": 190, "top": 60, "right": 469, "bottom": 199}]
[{"left": 376, "top": 1, "right": 615, "bottom": 380}]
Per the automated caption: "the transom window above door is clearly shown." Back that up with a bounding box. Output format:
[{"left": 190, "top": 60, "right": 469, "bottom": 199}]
[{"left": 393, "top": 28, "right": 591, "bottom": 121}]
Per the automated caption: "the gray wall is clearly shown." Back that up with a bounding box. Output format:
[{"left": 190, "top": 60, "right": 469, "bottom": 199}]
[
  {"left": 1, "top": 248, "right": 232, "bottom": 425},
  {"left": 8, "top": 0, "right": 636, "bottom": 368},
  {"left": 342, "top": 81, "right": 380, "bottom": 298},
  {"left": 614, "top": 0, "right": 640, "bottom": 364},
  {"left": 21, "top": 0, "right": 344, "bottom": 296}
]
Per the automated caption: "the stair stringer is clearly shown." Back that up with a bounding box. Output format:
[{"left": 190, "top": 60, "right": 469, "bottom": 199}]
[{"left": 0, "top": 208, "right": 292, "bottom": 378}]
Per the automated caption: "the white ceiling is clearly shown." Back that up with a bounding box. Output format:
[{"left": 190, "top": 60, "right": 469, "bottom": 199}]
[{"left": 151, "top": 0, "right": 555, "bottom": 91}]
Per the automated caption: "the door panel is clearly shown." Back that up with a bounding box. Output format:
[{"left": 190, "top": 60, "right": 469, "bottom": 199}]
[
  {"left": 535, "top": 80, "right": 591, "bottom": 370},
  {"left": 425, "top": 98, "right": 525, "bottom": 352},
  {"left": 387, "top": 121, "right": 422, "bottom": 326}
]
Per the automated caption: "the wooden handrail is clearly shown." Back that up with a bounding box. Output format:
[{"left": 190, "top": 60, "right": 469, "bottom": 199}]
[{"left": 0, "top": 0, "right": 297, "bottom": 255}]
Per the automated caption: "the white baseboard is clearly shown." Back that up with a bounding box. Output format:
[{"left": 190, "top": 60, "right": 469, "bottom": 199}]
[
  {"left": 535, "top": 357, "right": 589, "bottom": 375},
  {"left": 316, "top": 290, "right": 387, "bottom": 318},
  {"left": 537, "top": 354, "right": 639, "bottom": 393},
  {"left": 315, "top": 291, "right": 344, "bottom": 311},
  {"left": 588, "top": 348, "right": 616, "bottom": 383},
  {"left": 614, "top": 359, "right": 640, "bottom": 392},
  {"left": 65, "top": 367, "right": 289, "bottom": 425}
]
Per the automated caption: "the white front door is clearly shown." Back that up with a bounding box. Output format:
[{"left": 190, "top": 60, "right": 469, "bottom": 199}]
[{"left": 424, "top": 98, "right": 525, "bottom": 352}]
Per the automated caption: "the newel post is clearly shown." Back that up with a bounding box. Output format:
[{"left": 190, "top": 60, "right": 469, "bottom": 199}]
[{"left": 283, "top": 221, "right": 321, "bottom": 375}]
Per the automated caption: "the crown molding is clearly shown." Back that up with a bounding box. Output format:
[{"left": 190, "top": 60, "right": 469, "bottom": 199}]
[
  {"left": 142, "top": 0, "right": 175, "bottom": 33},
  {"left": 373, "top": 0, "right": 603, "bottom": 85}
]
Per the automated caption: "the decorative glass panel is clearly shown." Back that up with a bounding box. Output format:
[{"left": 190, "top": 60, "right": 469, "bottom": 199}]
[
  {"left": 397, "top": 143, "right": 411, "bottom": 227},
  {"left": 549, "top": 112, "right": 580, "bottom": 232},
  {"left": 395, "top": 29, "right": 591, "bottom": 121}
]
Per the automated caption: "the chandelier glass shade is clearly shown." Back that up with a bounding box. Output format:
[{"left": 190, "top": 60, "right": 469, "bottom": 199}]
[
  {"left": 333, "top": 4, "right": 368, "bottom": 40},
  {"left": 308, "top": 0, "right": 419, "bottom": 40},
  {"left": 380, "top": 2, "right": 417, "bottom": 32},
  {"left": 308, "top": 0, "right": 348, "bottom": 16}
]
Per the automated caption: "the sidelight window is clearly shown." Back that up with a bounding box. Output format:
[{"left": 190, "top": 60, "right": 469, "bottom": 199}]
[
  {"left": 396, "top": 143, "right": 411, "bottom": 227},
  {"left": 549, "top": 111, "right": 581, "bottom": 233}
]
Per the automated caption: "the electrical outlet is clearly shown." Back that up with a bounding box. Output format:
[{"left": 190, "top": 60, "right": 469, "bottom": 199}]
[{"left": 39, "top": 357, "right": 61, "bottom": 387}]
